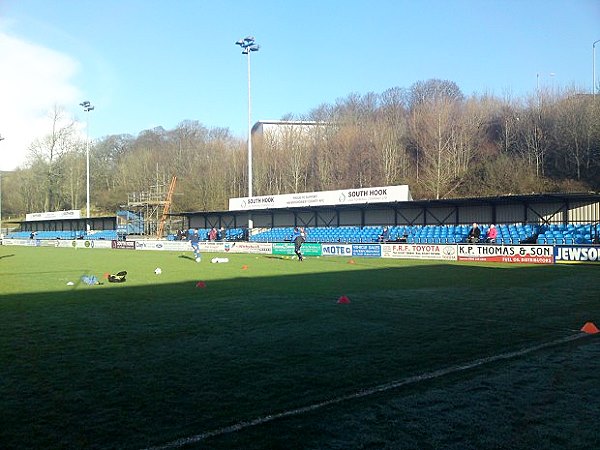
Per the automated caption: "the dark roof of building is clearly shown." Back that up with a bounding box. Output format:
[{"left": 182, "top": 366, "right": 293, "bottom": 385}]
[{"left": 179, "top": 192, "right": 600, "bottom": 217}]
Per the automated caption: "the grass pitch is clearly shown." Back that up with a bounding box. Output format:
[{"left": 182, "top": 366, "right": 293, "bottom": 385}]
[{"left": 0, "top": 245, "right": 599, "bottom": 449}]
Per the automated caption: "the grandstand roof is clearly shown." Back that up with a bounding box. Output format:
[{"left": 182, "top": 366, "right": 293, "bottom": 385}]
[{"left": 182, "top": 192, "right": 600, "bottom": 216}]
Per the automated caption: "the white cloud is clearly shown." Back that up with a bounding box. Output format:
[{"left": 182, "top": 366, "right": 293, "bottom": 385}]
[{"left": 0, "top": 30, "right": 82, "bottom": 171}]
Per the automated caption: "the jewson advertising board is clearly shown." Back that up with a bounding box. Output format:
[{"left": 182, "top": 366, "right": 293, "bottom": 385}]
[
  {"left": 381, "top": 244, "right": 456, "bottom": 260},
  {"left": 457, "top": 245, "right": 554, "bottom": 264},
  {"left": 555, "top": 246, "right": 600, "bottom": 264}
]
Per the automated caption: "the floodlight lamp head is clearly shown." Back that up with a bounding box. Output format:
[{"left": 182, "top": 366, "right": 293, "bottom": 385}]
[
  {"left": 235, "top": 39, "right": 244, "bottom": 46},
  {"left": 80, "top": 101, "right": 90, "bottom": 107},
  {"left": 244, "top": 36, "right": 255, "bottom": 43},
  {"left": 250, "top": 45, "right": 260, "bottom": 52}
]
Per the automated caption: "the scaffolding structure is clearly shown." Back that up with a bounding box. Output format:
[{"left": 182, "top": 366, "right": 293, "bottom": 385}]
[
  {"left": 123, "top": 175, "right": 180, "bottom": 237},
  {"left": 157, "top": 176, "right": 177, "bottom": 238}
]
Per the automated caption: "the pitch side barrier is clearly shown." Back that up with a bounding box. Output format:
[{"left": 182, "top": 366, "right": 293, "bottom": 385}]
[
  {"left": 3, "top": 238, "right": 599, "bottom": 264},
  {"left": 0, "top": 238, "right": 114, "bottom": 249}
]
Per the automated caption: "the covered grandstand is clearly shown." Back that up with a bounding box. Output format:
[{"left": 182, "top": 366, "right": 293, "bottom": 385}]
[
  {"left": 3, "top": 192, "right": 600, "bottom": 245},
  {"left": 180, "top": 191, "right": 600, "bottom": 245}
]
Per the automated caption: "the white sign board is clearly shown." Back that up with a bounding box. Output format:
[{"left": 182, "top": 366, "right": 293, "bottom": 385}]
[
  {"left": 381, "top": 244, "right": 457, "bottom": 260},
  {"left": 25, "top": 210, "right": 81, "bottom": 221},
  {"left": 229, "top": 185, "right": 412, "bottom": 211}
]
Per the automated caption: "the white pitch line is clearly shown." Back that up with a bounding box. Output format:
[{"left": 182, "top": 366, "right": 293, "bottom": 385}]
[{"left": 143, "top": 332, "right": 589, "bottom": 450}]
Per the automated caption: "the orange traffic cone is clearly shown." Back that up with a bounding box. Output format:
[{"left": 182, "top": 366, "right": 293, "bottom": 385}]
[
  {"left": 580, "top": 322, "right": 599, "bottom": 334},
  {"left": 242, "top": 265, "right": 248, "bottom": 270},
  {"left": 347, "top": 259, "right": 355, "bottom": 264}
]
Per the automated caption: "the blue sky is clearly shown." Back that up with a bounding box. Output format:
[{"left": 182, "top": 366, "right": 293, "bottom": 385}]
[{"left": 0, "top": 0, "right": 598, "bottom": 170}]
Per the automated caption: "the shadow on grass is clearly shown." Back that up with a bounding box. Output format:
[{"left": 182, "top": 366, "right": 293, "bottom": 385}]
[{"left": 0, "top": 261, "right": 598, "bottom": 450}]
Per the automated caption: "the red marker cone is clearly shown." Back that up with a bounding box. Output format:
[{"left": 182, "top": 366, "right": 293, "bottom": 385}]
[
  {"left": 581, "top": 322, "right": 599, "bottom": 334},
  {"left": 242, "top": 265, "right": 248, "bottom": 270},
  {"left": 347, "top": 259, "right": 355, "bottom": 264},
  {"left": 337, "top": 295, "right": 350, "bottom": 304},
  {"left": 196, "top": 281, "right": 206, "bottom": 288}
]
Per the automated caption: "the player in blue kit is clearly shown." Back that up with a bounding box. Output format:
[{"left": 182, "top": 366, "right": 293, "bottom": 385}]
[{"left": 190, "top": 228, "right": 202, "bottom": 262}]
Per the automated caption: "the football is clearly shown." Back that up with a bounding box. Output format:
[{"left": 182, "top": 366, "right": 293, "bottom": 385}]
[{"left": 154, "top": 267, "right": 162, "bottom": 275}]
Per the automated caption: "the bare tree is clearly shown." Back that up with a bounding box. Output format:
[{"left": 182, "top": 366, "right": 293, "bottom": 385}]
[
  {"left": 518, "top": 92, "right": 556, "bottom": 179},
  {"left": 408, "top": 79, "right": 464, "bottom": 107},
  {"left": 551, "top": 91, "right": 595, "bottom": 181},
  {"left": 26, "top": 105, "right": 78, "bottom": 211},
  {"left": 409, "top": 97, "right": 458, "bottom": 199},
  {"left": 5, "top": 78, "right": 600, "bottom": 220},
  {"left": 374, "top": 87, "right": 411, "bottom": 184}
]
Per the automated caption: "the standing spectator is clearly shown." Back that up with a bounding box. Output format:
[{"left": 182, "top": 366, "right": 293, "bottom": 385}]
[
  {"left": 378, "top": 226, "right": 390, "bottom": 243},
  {"left": 467, "top": 222, "right": 481, "bottom": 243},
  {"left": 486, "top": 224, "right": 498, "bottom": 243},
  {"left": 209, "top": 227, "right": 217, "bottom": 241}
]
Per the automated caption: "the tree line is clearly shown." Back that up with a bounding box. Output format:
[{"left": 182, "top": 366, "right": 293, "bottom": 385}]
[{"left": 2, "top": 79, "right": 599, "bottom": 220}]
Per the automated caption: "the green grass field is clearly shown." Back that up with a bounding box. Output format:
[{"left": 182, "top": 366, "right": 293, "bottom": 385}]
[{"left": 1, "top": 245, "right": 599, "bottom": 450}]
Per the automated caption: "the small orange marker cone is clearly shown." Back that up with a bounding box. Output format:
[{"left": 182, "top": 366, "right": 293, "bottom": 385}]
[
  {"left": 337, "top": 295, "right": 350, "bottom": 304},
  {"left": 102, "top": 272, "right": 110, "bottom": 279},
  {"left": 196, "top": 281, "right": 206, "bottom": 288},
  {"left": 580, "top": 322, "right": 599, "bottom": 334},
  {"left": 242, "top": 265, "right": 248, "bottom": 270},
  {"left": 347, "top": 259, "right": 355, "bottom": 264}
]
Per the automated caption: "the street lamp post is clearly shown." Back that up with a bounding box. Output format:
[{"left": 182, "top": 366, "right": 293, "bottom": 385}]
[
  {"left": 79, "top": 101, "right": 94, "bottom": 223},
  {"left": 594, "top": 40, "right": 600, "bottom": 97},
  {"left": 235, "top": 36, "right": 259, "bottom": 231}
]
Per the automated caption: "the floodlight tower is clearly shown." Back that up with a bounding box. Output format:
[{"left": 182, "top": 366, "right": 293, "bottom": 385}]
[
  {"left": 235, "top": 36, "right": 259, "bottom": 230},
  {"left": 594, "top": 39, "right": 600, "bottom": 98},
  {"left": 80, "top": 101, "right": 94, "bottom": 221}
]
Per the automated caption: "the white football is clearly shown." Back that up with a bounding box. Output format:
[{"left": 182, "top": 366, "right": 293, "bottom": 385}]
[{"left": 154, "top": 267, "right": 162, "bottom": 275}]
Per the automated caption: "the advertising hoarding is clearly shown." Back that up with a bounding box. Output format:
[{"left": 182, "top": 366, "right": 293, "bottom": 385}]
[
  {"left": 381, "top": 244, "right": 457, "bottom": 260},
  {"left": 229, "top": 185, "right": 412, "bottom": 211},
  {"left": 555, "top": 245, "right": 600, "bottom": 264},
  {"left": 457, "top": 245, "right": 554, "bottom": 264}
]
